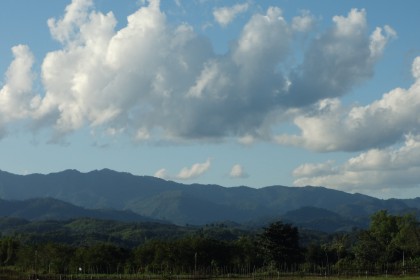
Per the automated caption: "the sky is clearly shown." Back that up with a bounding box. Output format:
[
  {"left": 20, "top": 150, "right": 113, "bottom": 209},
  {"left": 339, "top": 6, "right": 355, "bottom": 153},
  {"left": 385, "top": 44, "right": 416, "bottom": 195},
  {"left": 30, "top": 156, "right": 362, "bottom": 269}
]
[{"left": 1, "top": 0, "right": 420, "bottom": 199}]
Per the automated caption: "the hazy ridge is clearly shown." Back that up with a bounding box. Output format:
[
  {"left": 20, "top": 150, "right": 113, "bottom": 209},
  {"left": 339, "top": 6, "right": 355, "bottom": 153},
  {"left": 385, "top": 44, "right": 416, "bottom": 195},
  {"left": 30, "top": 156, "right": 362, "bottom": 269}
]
[{"left": 0, "top": 169, "right": 419, "bottom": 232}]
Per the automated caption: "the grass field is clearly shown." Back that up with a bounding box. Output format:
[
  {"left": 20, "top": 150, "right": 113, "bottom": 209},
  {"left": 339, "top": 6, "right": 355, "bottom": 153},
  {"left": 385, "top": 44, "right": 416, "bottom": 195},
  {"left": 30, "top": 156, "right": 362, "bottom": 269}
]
[
  {"left": 2, "top": 271, "right": 420, "bottom": 280},
  {"left": 18, "top": 276, "right": 420, "bottom": 280}
]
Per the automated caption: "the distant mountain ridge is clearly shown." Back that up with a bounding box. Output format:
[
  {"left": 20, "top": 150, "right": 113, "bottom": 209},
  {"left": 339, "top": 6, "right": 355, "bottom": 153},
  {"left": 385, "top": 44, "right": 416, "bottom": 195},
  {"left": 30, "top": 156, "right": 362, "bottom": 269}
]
[
  {"left": 0, "top": 169, "right": 419, "bottom": 229},
  {"left": 0, "top": 197, "right": 162, "bottom": 223}
]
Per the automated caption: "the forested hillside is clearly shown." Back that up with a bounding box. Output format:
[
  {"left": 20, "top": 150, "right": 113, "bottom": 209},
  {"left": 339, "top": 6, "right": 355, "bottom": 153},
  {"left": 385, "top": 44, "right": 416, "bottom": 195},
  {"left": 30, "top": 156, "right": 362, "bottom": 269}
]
[
  {"left": 0, "top": 197, "right": 161, "bottom": 223},
  {"left": 0, "top": 169, "right": 419, "bottom": 226},
  {"left": 0, "top": 211, "right": 418, "bottom": 278}
]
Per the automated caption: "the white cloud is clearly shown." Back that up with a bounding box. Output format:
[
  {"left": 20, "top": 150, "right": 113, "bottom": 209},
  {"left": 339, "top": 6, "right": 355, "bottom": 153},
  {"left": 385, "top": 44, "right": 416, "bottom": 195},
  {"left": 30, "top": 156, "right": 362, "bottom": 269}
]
[
  {"left": 238, "top": 134, "right": 255, "bottom": 145},
  {"left": 213, "top": 3, "right": 249, "bottom": 27},
  {"left": 369, "top": 25, "right": 397, "bottom": 59},
  {"left": 0, "top": 2, "right": 395, "bottom": 144},
  {"left": 290, "top": 57, "right": 420, "bottom": 196},
  {"left": 0, "top": 45, "right": 37, "bottom": 124},
  {"left": 413, "top": 56, "right": 420, "bottom": 79},
  {"left": 233, "top": 6, "right": 289, "bottom": 70},
  {"left": 229, "top": 164, "right": 249, "bottom": 178},
  {"left": 286, "top": 9, "right": 396, "bottom": 107},
  {"left": 293, "top": 134, "right": 420, "bottom": 196},
  {"left": 154, "top": 168, "right": 168, "bottom": 179},
  {"left": 276, "top": 56, "right": 420, "bottom": 152},
  {"left": 279, "top": 55, "right": 420, "bottom": 198},
  {"left": 293, "top": 160, "right": 337, "bottom": 178},
  {"left": 47, "top": 0, "right": 94, "bottom": 45},
  {"left": 134, "top": 128, "right": 151, "bottom": 142},
  {"left": 186, "top": 60, "right": 222, "bottom": 98},
  {"left": 176, "top": 159, "right": 211, "bottom": 180},
  {"left": 291, "top": 10, "right": 315, "bottom": 32}
]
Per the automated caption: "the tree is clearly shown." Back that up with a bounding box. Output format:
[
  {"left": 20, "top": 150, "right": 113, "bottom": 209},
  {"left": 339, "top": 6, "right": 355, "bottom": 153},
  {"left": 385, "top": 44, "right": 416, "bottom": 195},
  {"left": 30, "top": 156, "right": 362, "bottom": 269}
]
[
  {"left": 258, "top": 221, "right": 301, "bottom": 268},
  {"left": 392, "top": 213, "right": 420, "bottom": 262},
  {"left": 354, "top": 210, "right": 420, "bottom": 268},
  {"left": 72, "top": 243, "right": 128, "bottom": 274},
  {"left": 305, "top": 243, "right": 324, "bottom": 266},
  {"left": 329, "top": 234, "right": 350, "bottom": 264},
  {"left": 353, "top": 210, "right": 398, "bottom": 266},
  {"left": 0, "top": 237, "right": 19, "bottom": 266},
  {"left": 232, "top": 236, "right": 262, "bottom": 268}
]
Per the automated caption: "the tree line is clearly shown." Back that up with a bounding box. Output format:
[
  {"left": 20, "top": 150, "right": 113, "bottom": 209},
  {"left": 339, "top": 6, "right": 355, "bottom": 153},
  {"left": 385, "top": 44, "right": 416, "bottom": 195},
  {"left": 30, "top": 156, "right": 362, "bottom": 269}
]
[{"left": 1, "top": 210, "right": 420, "bottom": 277}]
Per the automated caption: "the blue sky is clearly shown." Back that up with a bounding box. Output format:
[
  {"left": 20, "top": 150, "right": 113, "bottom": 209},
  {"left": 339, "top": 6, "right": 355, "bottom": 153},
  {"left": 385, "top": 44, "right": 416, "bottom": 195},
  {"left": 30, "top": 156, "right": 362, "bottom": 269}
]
[{"left": 1, "top": 0, "right": 420, "bottom": 199}]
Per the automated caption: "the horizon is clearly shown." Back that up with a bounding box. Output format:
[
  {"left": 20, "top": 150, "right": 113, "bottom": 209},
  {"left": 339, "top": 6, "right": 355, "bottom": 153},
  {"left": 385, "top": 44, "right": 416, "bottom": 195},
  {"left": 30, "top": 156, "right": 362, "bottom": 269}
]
[
  {"left": 1, "top": 167, "right": 417, "bottom": 201},
  {"left": 1, "top": 0, "right": 420, "bottom": 199}
]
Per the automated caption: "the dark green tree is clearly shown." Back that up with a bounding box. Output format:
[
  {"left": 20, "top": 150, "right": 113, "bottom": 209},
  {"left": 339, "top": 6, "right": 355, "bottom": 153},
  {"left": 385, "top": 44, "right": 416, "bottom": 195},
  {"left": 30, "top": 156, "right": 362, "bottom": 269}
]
[
  {"left": 258, "top": 221, "right": 301, "bottom": 268},
  {"left": 353, "top": 211, "right": 397, "bottom": 266},
  {"left": 305, "top": 243, "right": 325, "bottom": 266},
  {"left": 232, "top": 236, "right": 262, "bottom": 268},
  {"left": 0, "top": 237, "right": 19, "bottom": 266},
  {"left": 393, "top": 213, "right": 420, "bottom": 260},
  {"left": 353, "top": 210, "right": 420, "bottom": 268},
  {"left": 72, "top": 243, "right": 128, "bottom": 274}
]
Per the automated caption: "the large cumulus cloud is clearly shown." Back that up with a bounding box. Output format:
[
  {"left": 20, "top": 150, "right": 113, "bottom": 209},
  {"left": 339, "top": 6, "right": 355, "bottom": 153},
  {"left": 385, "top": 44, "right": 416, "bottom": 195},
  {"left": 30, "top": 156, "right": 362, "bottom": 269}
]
[
  {"left": 286, "top": 9, "right": 396, "bottom": 107},
  {"left": 277, "top": 57, "right": 420, "bottom": 152},
  {"left": 0, "top": 1, "right": 394, "bottom": 143},
  {"left": 292, "top": 57, "right": 420, "bottom": 195},
  {"left": 0, "top": 45, "right": 37, "bottom": 136}
]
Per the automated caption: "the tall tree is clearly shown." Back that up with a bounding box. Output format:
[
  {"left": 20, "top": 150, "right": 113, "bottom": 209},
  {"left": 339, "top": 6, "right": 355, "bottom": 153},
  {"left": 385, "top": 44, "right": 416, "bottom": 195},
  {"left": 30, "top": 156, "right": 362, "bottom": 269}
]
[
  {"left": 393, "top": 213, "right": 420, "bottom": 261},
  {"left": 354, "top": 210, "right": 420, "bottom": 267},
  {"left": 258, "top": 221, "right": 301, "bottom": 268}
]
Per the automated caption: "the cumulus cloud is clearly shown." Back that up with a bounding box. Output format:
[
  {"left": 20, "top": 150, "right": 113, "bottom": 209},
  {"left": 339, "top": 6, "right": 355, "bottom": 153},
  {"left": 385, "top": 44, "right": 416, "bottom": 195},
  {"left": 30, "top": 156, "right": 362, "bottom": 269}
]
[
  {"left": 229, "top": 164, "right": 249, "bottom": 178},
  {"left": 176, "top": 159, "right": 211, "bottom": 180},
  {"left": 36, "top": 0, "right": 214, "bottom": 139},
  {"left": 47, "top": 0, "right": 94, "bottom": 45},
  {"left": 0, "top": 45, "right": 37, "bottom": 129},
  {"left": 213, "top": 3, "right": 249, "bottom": 27},
  {"left": 289, "top": 56, "right": 420, "bottom": 196},
  {"left": 293, "top": 160, "right": 337, "bottom": 178},
  {"left": 0, "top": 1, "right": 395, "bottom": 144},
  {"left": 293, "top": 134, "right": 420, "bottom": 195},
  {"left": 286, "top": 9, "right": 396, "bottom": 107},
  {"left": 276, "top": 56, "right": 420, "bottom": 152},
  {"left": 291, "top": 10, "right": 315, "bottom": 32}
]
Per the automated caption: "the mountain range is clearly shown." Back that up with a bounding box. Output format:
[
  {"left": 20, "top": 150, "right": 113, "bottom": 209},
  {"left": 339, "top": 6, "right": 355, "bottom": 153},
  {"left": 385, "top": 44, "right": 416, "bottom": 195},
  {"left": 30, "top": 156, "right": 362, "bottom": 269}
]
[{"left": 0, "top": 169, "right": 419, "bottom": 232}]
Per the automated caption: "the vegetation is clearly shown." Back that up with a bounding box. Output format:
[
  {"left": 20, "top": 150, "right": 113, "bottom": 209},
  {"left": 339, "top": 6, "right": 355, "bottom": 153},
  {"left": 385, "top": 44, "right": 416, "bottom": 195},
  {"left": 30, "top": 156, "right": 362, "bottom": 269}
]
[
  {"left": 0, "top": 210, "right": 420, "bottom": 279},
  {"left": 2, "top": 169, "right": 420, "bottom": 228}
]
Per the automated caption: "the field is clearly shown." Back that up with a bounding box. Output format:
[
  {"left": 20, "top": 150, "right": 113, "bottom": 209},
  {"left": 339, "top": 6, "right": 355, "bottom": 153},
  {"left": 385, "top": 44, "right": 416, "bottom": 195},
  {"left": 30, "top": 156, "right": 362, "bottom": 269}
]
[
  {"left": 2, "top": 274, "right": 420, "bottom": 280},
  {"left": 13, "top": 277, "right": 420, "bottom": 280}
]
